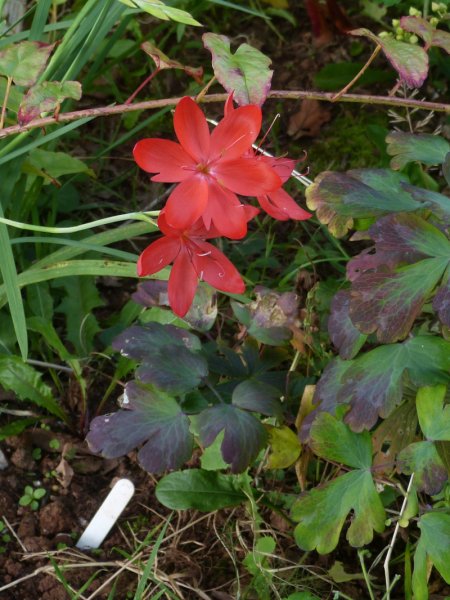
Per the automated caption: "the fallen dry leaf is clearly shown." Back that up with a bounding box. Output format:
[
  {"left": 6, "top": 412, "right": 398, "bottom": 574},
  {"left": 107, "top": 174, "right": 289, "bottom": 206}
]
[{"left": 287, "top": 99, "right": 331, "bottom": 139}]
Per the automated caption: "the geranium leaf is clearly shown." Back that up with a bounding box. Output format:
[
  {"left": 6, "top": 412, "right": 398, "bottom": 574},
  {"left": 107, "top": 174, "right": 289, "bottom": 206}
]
[
  {"left": 349, "top": 213, "right": 450, "bottom": 342},
  {"left": 350, "top": 28, "right": 429, "bottom": 88},
  {"left": 141, "top": 41, "right": 203, "bottom": 83},
  {"left": 372, "top": 399, "right": 417, "bottom": 472},
  {"left": 443, "top": 152, "right": 450, "bottom": 187},
  {"left": 118, "top": 0, "right": 201, "bottom": 26},
  {"left": 416, "top": 385, "right": 450, "bottom": 441},
  {"left": 292, "top": 470, "right": 385, "bottom": 554},
  {"left": 86, "top": 381, "right": 193, "bottom": 474},
  {"left": 397, "top": 441, "right": 447, "bottom": 494},
  {"left": 203, "top": 32, "right": 273, "bottom": 106},
  {"left": 310, "top": 412, "right": 372, "bottom": 469},
  {"left": 265, "top": 425, "right": 301, "bottom": 469},
  {"left": 18, "top": 81, "right": 82, "bottom": 126},
  {"left": 386, "top": 131, "right": 450, "bottom": 170},
  {"left": 433, "top": 265, "right": 450, "bottom": 327},
  {"left": 23, "top": 148, "right": 94, "bottom": 184},
  {"left": 198, "top": 404, "right": 267, "bottom": 473},
  {"left": 232, "top": 379, "right": 283, "bottom": 417},
  {"left": 328, "top": 290, "right": 367, "bottom": 359},
  {"left": 113, "top": 322, "right": 201, "bottom": 358},
  {"left": 0, "top": 41, "right": 55, "bottom": 86},
  {"left": 413, "top": 512, "right": 450, "bottom": 600},
  {"left": 305, "top": 169, "right": 419, "bottom": 237},
  {"left": 155, "top": 469, "right": 247, "bottom": 510},
  {"left": 306, "top": 336, "right": 450, "bottom": 433}
]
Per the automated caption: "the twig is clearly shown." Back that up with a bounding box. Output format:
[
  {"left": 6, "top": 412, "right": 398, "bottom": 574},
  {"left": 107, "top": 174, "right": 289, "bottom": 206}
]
[
  {"left": 333, "top": 45, "right": 382, "bottom": 101},
  {"left": 0, "top": 90, "right": 448, "bottom": 140},
  {"left": 384, "top": 474, "right": 415, "bottom": 600},
  {"left": 2, "top": 515, "right": 28, "bottom": 552}
]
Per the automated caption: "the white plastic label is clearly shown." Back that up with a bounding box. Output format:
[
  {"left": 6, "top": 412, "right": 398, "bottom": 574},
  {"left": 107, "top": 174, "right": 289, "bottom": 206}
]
[{"left": 76, "top": 478, "right": 135, "bottom": 550}]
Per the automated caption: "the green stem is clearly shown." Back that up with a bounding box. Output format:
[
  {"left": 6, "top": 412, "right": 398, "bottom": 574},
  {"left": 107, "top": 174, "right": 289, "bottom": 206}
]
[
  {"left": 0, "top": 75, "right": 12, "bottom": 129},
  {"left": 358, "top": 550, "right": 376, "bottom": 600},
  {"left": 423, "top": 0, "right": 430, "bottom": 18},
  {"left": 0, "top": 211, "right": 159, "bottom": 233}
]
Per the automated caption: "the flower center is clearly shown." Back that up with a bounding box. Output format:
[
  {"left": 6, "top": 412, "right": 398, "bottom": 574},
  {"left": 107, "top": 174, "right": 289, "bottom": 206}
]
[{"left": 196, "top": 163, "right": 210, "bottom": 175}]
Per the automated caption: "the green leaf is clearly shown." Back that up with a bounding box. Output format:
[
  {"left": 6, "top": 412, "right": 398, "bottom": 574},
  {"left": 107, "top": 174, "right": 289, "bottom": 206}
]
[
  {"left": 350, "top": 28, "right": 428, "bottom": 88},
  {"left": 87, "top": 381, "right": 193, "bottom": 474},
  {"left": 0, "top": 418, "right": 38, "bottom": 441},
  {"left": 310, "top": 412, "right": 372, "bottom": 469},
  {"left": 265, "top": 425, "right": 301, "bottom": 469},
  {"left": 413, "top": 512, "right": 450, "bottom": 600},
  {"left": 18, "top": 81, "right": 82, "bottom": 126},
  {"left": 349, "top": 213, "right": 450, "bottom": 342},
  {"left": 292, "top": 470, "right": 385, "bottom": 554},
  {"left": 203, "top": 32, "right": 273, "bottom": 106},
  {"left": 400, "top": 15, "right": 450, "bottom": 53},
  {"left": 118, "top": 0, "right": 201, "bottom": 26},
  {"left": 386, "top": 131, "right": 450, "bottom": 170},
  {"left": 397, "top": 441, "right": 447, "bottom": 494},
  {"left": 0, "top": 41, "right": 55, "bottom": 86},
  {"left": 0, "top": 355, "right": 66, "bottom": 420},
  {"left": 198, "top": 404, "right": 268, "bottom": 473},
  {"left": 155, "top": 469, "right": 247, "bottom": 510},
  {"left": 416, "top": 385, "right": 450, "bottom": 441},
  {"left": 305, "top": 169, "right": 419, "bottom": 237},
  {"left": 23, "top": 148, "right": 95, "bottom": 184}
]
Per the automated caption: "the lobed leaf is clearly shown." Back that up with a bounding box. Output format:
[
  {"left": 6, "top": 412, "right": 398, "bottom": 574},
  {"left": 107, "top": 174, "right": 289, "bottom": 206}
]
[
  {"left": 386, "top": 131, "right": 450, "bottom": 170},
  {"left": 23, "top": 148, "right": 94, "bottom": 184},
  {"left": 18, "top": 81, "right": 82, "bottom": 126},
  {"left": 413, "top": 512, "right": 450, "bottom": 600},
  {"left": 86, "top": 381, "right": 193, "bottom": 474},
  {"left": 232, "top": 379, "right": 283, "bottom": 417},
  {"left": 328, "top": 290, "right": 367, "bottom": 359},
  {"left": 198, "top": 404, "right": 267, "bottom": 473},
  {"left": 416, "top": 385, "right": 450, "bottom": 441},
  {"left": 203, "top": 32, "right": 273, "bottom": 106},
  {"left": 397, "top": 440, "right": 447, "bottom": 494},
  {"left": 265, "top": 425, "right": 301, "bottom": 469},
  {"left": 350, "top": 28, "right": 428, "bottom": 88},
  {"left": 0, "top": 41, "right": 55, "bottom": 86},
  {"left": 292, "top": 469, "right": 385, "bottom": 554}
]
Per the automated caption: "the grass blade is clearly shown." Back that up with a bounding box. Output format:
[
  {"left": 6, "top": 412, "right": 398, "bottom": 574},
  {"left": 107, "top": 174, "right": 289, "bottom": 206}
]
[
  {"left": 0, "top": 205, "right": 27, "bottom": 359},
  {"left": 29, "top": 0, "right": 52, "bottom": 41}
]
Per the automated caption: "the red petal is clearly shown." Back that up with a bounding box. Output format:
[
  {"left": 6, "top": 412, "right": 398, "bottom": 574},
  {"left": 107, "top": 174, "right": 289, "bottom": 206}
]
[
  {"left": 174, "top": 97, "right": 210, "bottom": 162},
  {"left": 133, "top": 139, "right": 195, "bottom": 182},
  {"left": 168, "top": 248, "right": 198, "bottom": 317},
  {"left": 202, "top": 182, "right": 248, "bottom": 239},
  {"left": 258, "top": 188, "right": 312, "bottom": 221},
  {"left": 212, "top": 157, "right": 281, "bottom": 196},
  {"left": 210, "top": 105, "right": 262, "bottom": 162},
  {"left": 164, "top": 176, "right": 209, "bottom": 230},
  {"left": 270, "top": 157, "right": 296, "bottom": 183},
  {"left": 137, "top": 237, "right": 180, "bottom": 276},
  {"left": 192, "top": 241, "right": 245, "bottom": 294},
  {"left": 223, "top": 93, "right": 235, "bottom": 117}
]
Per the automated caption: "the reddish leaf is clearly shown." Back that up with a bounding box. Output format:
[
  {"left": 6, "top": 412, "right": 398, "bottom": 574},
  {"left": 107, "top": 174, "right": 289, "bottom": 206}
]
[
  {"left": 350, "top": 28, "right": 429, "bottom": 88},
  {"left": 141, "top": 41, "right": 203, "bottom": 83},
  {"left": 401, "top": 16, "right": 450, "bottom": 54},
  {"left": 18, "top": 81, "right": 82, "bottom": 126},
  {"left": 328, "top": 290, "right": 367, "bottom": 359}
]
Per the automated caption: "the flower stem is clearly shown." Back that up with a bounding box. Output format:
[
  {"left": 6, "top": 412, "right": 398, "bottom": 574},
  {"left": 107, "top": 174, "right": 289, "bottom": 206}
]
[
  {"left": 0, "top": 76, "right": 13, "bottom": 130},
  {"left": 125, "top": 67, "right": 160, "bottom": 105},
  {"left": 332, "top": 45, "right": 382, "bottom": 101}
]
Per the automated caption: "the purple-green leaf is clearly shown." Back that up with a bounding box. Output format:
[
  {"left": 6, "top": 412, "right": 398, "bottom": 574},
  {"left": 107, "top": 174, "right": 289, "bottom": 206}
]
[
  {"left": 433, "top": 266, "right": 450, "bottom": 327},
  {"left": 386, "top": 131, "right": 450, "bottom": 170},
  {"left": 350, "top": 28, "right": 429, "bottom": 88},
  {"left": 328, "top": 290, "right": 367, "bottom": 359},
  {"left": 305, "top": 169, "right": 419, "bottom": 237},
  {"left": 18, "top": 81, "right": 82, "bottom": 126},
  {"left": 397, "top": 441, "right": 447, "bottom": 494},
  {"left": 0, "top": 41, "right": 55, "bottom": 86},
  {"left": 348, "top": 213, "right": 450, "bottom": 342},
  {"left": 203, "top": 32, "right": 273, "bottom": 106},
  {"left": 232, "top": 379, "right": 283, "bottom": 417},
  {"left": 444, "top": 152, "right": 450, "bottom": 186},
  {"left": 113, "top": 323, "right": 201, "bottom": 359},
  {"left": 86, "top": 381, "right": 193, "bottom": 474},
  {"left": 401, "top": 16, "right": 450, "bottom": 54},
  {"left": 198, "top": 404, "right": 267, "bottom": 473}
]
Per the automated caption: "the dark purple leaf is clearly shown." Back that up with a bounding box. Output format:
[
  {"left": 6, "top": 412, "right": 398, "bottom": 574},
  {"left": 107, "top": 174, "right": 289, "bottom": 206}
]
[
  {"left": 232, "top": 379, "right": 283, "bottom": 417},
  {"left": 86, "top": 382, "right": 193, "bottom": 474},
  {"left": 433, "top": 270, "right": 450, "bottom": 327},
  {"left": 132, "top": 280, "right": 168, "bottom": 307},
  {"left": 350, "top": 28, "right": 429, "bottom": 88},
  {"left": 328, "top": 290, "right": 367, "bottom": 359},
  {"left": 397, "top": 441, "right": 447, "bottom": 495},
  {"left": 443, "top": 152, "right": 450, "bottom": 187},
  {"left": 198, "top": 404, "right": 267, "bottom": 473},
  {"left": 113, "top": 322, "right": 201, "bottom": 359},
  {"left": 136, "top": 344, "right": 208, "bottom": 394}
]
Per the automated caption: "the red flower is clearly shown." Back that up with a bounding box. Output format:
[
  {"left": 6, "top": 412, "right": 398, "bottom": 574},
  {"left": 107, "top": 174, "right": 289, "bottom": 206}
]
[
  {"left": 133, "top": 97, "right": 281, "bottom": 238},
  {"left": 224, "top": 95, "right": 311, "bottom": 222},
  {"left": 137, "top": 208, "right": 258, "bottom": 317}
]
